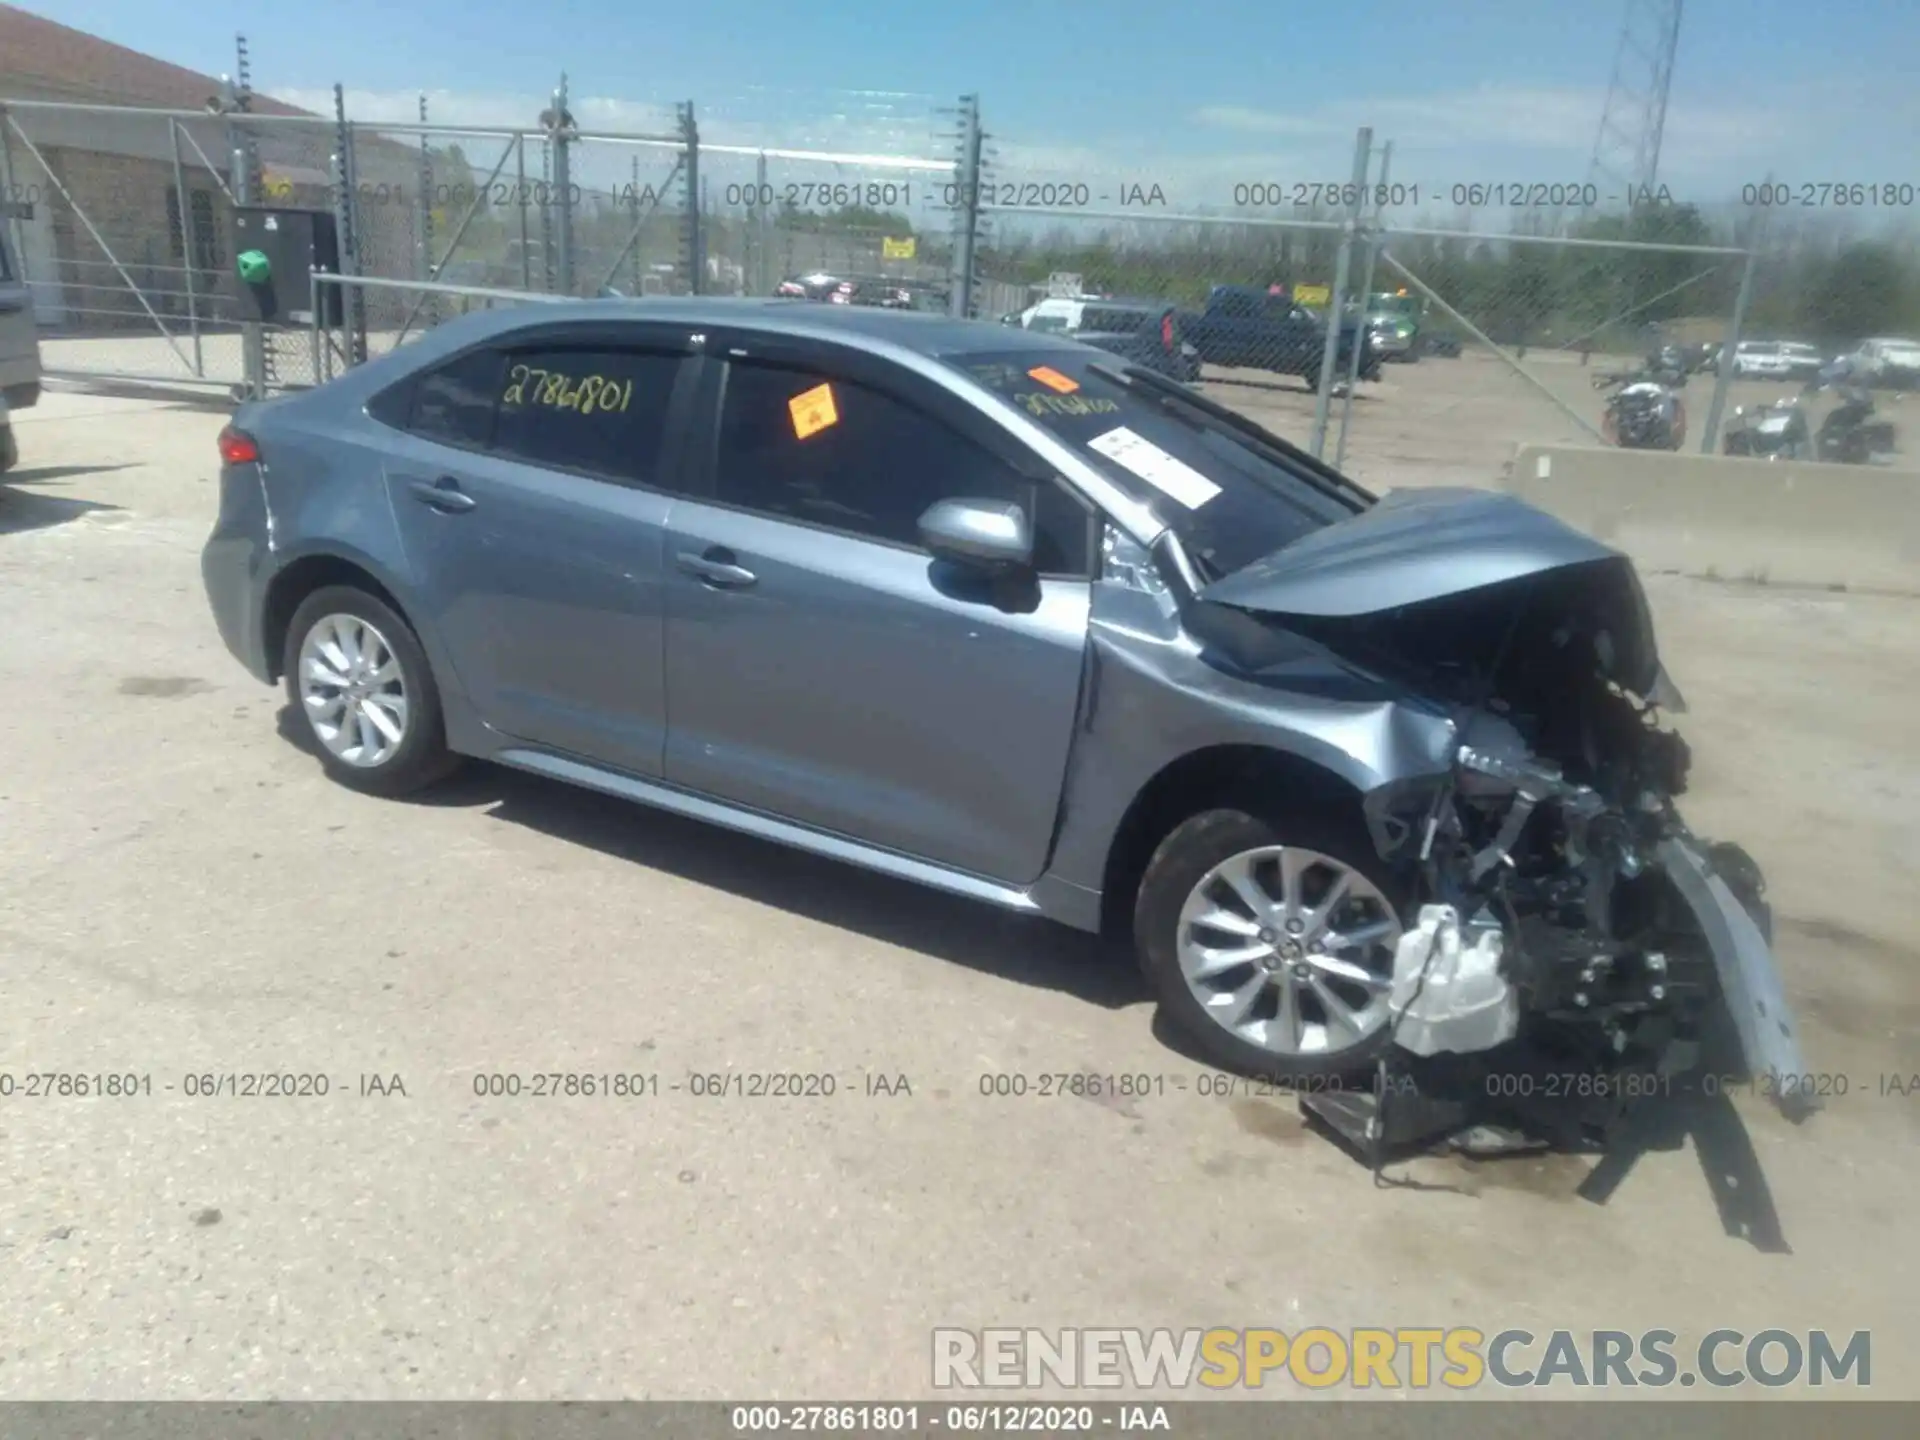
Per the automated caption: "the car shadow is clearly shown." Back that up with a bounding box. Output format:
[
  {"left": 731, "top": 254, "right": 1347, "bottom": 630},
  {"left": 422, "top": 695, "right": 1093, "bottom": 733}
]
[
  {"left": 3, "top": 463, "right": 138, "bottom": 484},
  {"left": 273, "top": 705, "right": 1148, "bottom": 1012},
  {"left": 0, "top": 488, "right": 124, "bottom": 535},
  {"left": 43, "top": 377, "right": 237, "bottom": 410}
]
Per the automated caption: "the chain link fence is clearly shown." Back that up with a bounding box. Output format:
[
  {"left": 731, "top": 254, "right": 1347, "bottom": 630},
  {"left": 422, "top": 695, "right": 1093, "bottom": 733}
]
[{"left": 7, "top": 40, "right": 1917, "bottom": 483}]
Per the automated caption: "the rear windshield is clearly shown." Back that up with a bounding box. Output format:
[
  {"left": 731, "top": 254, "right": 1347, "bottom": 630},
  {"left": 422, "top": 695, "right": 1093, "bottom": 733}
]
[{"left": 948, "top": 348, "right": 1360, "bottom": 582}]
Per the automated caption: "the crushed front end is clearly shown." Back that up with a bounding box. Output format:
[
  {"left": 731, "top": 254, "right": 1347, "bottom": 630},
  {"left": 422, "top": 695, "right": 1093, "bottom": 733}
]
[
  {"left": 1347, "top": 569, "right": 1819, "bottom": 1129},
  {"left": 1198, "top": 487, "right": 1819, "bottom": 1133}
]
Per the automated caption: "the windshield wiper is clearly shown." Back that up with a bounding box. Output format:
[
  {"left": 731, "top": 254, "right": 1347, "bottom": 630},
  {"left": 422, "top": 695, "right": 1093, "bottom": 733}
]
[{"left": 1086, "top": 362, "right": 1376, "bottom": 509}]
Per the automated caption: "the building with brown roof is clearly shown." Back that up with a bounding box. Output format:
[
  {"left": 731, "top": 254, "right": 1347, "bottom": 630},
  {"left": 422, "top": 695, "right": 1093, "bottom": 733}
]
[{"left": 0, "top": 4, "right": 411, "bottom": 331}]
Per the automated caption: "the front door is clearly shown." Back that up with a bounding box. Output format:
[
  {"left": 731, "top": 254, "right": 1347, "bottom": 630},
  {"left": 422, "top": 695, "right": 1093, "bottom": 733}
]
[{"left": 661, "top": 347, "right": 1095, "bottom": 884}]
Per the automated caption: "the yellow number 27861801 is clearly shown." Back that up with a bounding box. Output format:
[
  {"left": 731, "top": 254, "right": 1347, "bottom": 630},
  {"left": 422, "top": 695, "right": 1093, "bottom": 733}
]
[{"left": 502, "top": 364, "right": 633, "bottom": 415}]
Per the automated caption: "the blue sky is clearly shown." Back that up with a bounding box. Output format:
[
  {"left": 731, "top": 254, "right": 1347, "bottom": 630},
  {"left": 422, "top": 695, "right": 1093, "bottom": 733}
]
[{"left": 35, "top": 0, "right": 1920, "bottom": 220}]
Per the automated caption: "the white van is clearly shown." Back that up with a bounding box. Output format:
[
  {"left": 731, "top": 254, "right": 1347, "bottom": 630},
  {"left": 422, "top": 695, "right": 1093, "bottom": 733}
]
[
  {"left": 1014, "top": 297, "right": 1091, "bottom": 334},
  {"left": 0, "top": 221, "right": 41, "bottom": 475}
]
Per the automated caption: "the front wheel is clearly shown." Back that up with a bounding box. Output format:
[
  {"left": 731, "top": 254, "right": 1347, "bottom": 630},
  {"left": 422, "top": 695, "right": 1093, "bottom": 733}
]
[
  {"left": 1135, "top": 810, "right": 1407, "bottom": 1083},
  {"left": 282, "top": 586, "right": 460, "bottom": 797}
]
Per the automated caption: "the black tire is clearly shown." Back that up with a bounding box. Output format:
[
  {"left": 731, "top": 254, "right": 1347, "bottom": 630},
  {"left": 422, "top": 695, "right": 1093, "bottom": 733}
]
[
  {"left": 1134, "top": 808, "right": 1406, "bottom": 1084},
  {"left": 281, "top": 584, "right": 460, "bottom": 797}
]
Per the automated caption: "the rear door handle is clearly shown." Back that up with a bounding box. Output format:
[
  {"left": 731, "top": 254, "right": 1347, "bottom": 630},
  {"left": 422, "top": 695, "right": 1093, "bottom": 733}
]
[
  {"left": 409, "top": 477, "right": 476, "bottom": 514},
  {"left": 676, "top": 548, "right": 758, "bottom": 589}
]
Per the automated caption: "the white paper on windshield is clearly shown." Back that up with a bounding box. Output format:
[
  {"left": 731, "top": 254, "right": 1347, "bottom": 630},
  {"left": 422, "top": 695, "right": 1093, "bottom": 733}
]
[{"left": 1086, "top": 426, "right": 1222, "bottom": 509}]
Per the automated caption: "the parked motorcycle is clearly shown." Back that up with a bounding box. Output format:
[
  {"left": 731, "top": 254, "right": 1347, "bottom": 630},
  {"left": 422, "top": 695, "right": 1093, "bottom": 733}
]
[
  {"left": 1595, "top": 365, "right": 1687, "bottom": 450},
  {"left": 1723, "top": 377, "right": 1897, "bottom": 464}
]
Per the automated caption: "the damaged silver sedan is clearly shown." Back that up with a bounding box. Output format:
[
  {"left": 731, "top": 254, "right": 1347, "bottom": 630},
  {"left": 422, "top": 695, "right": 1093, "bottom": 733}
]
[{"left": 199, "top": 300, "right": 1814, "bottom": 1138}]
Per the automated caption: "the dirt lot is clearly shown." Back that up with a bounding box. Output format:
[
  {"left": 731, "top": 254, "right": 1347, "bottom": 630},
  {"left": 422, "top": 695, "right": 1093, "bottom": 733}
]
[{"left": 1, "top": 382, "right": 1917, "bottom": 1400}]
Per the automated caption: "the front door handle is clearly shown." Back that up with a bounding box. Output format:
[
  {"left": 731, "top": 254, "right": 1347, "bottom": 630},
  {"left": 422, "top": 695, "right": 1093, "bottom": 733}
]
[
  {"left": 409, "top": 477, "right": 476, "bottom": 514},
  {"left": 676, "top": 548, "right": 758, "bottom": 589}
]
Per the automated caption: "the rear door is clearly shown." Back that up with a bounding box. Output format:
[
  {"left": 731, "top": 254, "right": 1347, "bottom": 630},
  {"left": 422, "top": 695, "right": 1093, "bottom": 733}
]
[
  {"left": 377, "top": 321, "right": 702, "bottom": 777},
  {"left": 659, "top": 334, "right": 1097, "bottom": 883}
]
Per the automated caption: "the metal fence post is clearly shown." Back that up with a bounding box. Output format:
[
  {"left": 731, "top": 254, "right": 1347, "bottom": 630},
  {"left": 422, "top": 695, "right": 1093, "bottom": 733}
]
[
  {"left": 948, "top": 94, "right": 982, "bottom": 320},
  {"left": 1309, "top": 126, "right": 1372, "bottom": 458},
  {"left": 755, "top": 150, "right": 771, "bottom": 295},
  {"left": 1700, "top": 238, "right": 1758, "bottom": 455},
  {"left": 223, "top": 68, "right": 268, "bottom": 399},
  {"left": 1334, "top": 140, "right": 1389, "bottom": 472},
  {"left": 165, "top": 118, "right": 205, "bottom": 376},
  {"left": 332, "top": 83, "right": 367, "bottom": 366},
  {"left": 680, "top": 101, "right": 703, "bottom": 296},
  {"left": 515, "top": 133, "right": 531, "bottom": 291},
  {"left": 550, "top": 77, "right": 575, "bottom": 296}
]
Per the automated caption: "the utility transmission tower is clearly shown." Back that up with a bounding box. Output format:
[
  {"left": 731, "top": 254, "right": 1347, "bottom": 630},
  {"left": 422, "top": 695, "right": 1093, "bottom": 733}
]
[{"left": 1584, "top": 0, "right": 1684, "bottom": 209}]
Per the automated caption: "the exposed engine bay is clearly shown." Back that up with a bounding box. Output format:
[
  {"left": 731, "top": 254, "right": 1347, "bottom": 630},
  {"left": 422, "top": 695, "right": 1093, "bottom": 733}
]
[
  {"left": 1173, "top": 485, "right": 1817, "bottom": 1169},
  {"left": 1224, "top": 551, "right": 1816, "bottom": 1137}
]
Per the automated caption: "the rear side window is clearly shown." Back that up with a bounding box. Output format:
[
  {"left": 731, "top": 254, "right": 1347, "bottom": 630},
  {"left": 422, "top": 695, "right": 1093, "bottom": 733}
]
[
  {"left": 491, "top": 347, "right": 682, "bottom": 483},
  {"left": 408, "top": 348, "right": 502, "bottom": 448}
]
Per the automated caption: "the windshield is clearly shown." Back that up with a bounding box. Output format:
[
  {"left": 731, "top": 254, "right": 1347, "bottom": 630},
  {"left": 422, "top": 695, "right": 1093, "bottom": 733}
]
[
  {"left": 948, "top": 348, "right": 1362, "bottom": 581},
  {"left": 1369, "top": 295, "right": 1418, "bottom": 317}
]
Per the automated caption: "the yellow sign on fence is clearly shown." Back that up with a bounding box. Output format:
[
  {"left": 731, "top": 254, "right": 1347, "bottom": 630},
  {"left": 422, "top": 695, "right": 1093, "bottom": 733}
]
[
  {"left": 881, "top": 236, "right": 916, "bottom": 260},
  {"left": 1291, "top": 284, "right": 1331, "bottom": 307}
]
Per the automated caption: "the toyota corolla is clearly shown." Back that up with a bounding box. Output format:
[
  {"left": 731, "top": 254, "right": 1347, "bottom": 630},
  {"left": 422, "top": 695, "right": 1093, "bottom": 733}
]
[{"left": 201, "top": 298, "right": 1814, "bottom": 1121}]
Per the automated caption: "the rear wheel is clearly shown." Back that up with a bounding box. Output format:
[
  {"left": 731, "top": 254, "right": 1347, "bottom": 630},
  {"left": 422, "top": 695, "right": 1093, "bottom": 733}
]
[
  {"left": 282, "top": 586, "right": 459, "bottom": 797},
  {"left": 1135, "top": 809, "right": 1406, "bottom": 1082}
]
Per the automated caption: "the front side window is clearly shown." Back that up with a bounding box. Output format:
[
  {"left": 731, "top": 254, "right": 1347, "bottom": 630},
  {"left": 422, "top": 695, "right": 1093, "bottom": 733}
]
[{"left": 712, "top": 360, "right": 1089, "bottom": 574}]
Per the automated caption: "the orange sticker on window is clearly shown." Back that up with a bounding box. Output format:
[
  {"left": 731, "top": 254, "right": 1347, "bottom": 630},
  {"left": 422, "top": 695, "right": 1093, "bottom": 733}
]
[
  {"left": 788, "top": 382, "right": 840, "bottom": 439},
  {"left": 1027, "top": 366, "right": 1079, "bottom": 393}
]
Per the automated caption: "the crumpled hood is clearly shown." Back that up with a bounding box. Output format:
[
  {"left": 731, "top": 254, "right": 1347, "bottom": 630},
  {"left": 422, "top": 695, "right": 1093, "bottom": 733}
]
[{"left": 1196, "top": 486, "right": 1663, "bottom": 698}]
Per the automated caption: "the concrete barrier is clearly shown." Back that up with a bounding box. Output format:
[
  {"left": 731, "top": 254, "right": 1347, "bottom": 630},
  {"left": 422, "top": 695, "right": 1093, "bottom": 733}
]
[{"left": 1499, "top": 443, "right": 1920, "bottom": 596}]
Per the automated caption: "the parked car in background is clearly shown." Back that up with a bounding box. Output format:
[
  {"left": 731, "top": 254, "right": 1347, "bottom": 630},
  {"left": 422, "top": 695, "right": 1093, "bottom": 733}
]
[
  {"left": 1362, "top": 291, "right": 1423, "bottom": 361},
  {"left": 1185, "top": 284, "right": 1378, "bottom": 387},
  {"left": 1012, "top": 297, "right": 1092, "bottom": 334},
  {"left": 1072, "top": 299, "right": 1202, "bottom": 382},
  {"left": 198, "top": 295, "right": 1811, "bottom": 1114},
  {"left": 1844, "top": 337, "right": 1920, "bottom": 389},
  {"left": 1775, "top": 342, "right": 1826, "bottom": 382},
  {"left": 1719, "top": 341, "right": 1792, "bottom": 379},
  {"left": 0, "top": 223, "right": 39, "bottom": 476},
  {"left": 774, "top": 273, "right": 845, "bottom": 301}
]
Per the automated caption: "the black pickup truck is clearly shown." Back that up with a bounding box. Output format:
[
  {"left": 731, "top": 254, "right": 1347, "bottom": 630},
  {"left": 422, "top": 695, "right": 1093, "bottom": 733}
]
[{"left": 1184, "top": 284, "right": 1379, "bottom": 386}]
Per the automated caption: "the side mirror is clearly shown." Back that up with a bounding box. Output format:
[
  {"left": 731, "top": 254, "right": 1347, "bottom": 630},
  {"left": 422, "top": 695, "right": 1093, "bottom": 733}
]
[{"left": 918, "top": 497, "right": 1033, "bottom": 570}]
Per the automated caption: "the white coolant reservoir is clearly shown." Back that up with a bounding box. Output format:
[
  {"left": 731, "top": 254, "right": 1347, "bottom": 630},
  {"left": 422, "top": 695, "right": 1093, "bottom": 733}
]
[{"left": 1387, "top": 904, "right": 1518, "bottom": 1057}]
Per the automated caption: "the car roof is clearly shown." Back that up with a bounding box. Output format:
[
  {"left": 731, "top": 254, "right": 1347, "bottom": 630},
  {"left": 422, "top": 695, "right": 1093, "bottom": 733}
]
[{"left": 411, "top": 295, "right": 1089, "bottom": 361}]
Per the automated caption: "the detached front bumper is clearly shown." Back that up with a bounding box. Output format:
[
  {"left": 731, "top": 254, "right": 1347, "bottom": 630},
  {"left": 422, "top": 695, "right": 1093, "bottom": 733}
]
[{"left": 1656, "top": 836, "right": 1819, "bottom": 1122}]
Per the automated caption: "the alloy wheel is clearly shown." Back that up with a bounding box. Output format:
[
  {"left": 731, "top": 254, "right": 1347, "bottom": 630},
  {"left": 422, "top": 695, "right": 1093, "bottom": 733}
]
[
  {"left": 297, "top": 613, "right": 410, "bottom": 768},
  {"left": 1175, "top": 845, "right": 1402, "bottom": 1057}
]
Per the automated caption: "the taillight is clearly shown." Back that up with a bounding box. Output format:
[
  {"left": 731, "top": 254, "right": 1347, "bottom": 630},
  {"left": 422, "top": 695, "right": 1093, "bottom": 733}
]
[
  {"left": 1161, "top": 313, "right": 1175, "bottom": 351},
  {"left": 218, "top": 425, "right": 260, "bottom": 465}
]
